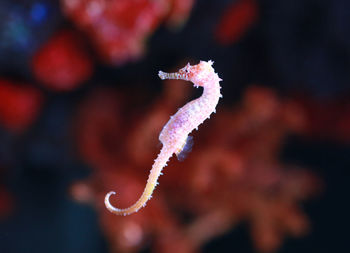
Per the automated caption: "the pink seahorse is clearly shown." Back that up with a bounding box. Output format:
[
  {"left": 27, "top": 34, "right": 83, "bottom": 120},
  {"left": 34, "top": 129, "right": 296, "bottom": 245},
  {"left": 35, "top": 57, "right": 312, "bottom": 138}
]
[{"left": 105, "top": 60, "right": 222, "bottom": 215}]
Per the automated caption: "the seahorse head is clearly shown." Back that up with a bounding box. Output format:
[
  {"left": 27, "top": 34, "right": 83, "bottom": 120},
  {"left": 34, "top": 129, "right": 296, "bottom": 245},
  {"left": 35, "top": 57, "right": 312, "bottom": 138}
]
[{"left": 178, "top": 61, "right": 216, "bottom": 87}]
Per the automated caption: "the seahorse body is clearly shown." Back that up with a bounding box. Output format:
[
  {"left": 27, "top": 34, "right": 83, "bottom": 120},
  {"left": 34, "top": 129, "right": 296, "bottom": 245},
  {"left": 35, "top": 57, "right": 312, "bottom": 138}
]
[{"left": 105, "top": 60, "right": 222, "bottom": 215}]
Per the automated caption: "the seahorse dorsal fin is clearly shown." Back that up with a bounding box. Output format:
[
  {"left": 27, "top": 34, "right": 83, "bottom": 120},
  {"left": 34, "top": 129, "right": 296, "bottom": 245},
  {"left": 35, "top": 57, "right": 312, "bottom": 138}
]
[{"left": 176, "top": 135, "right": 194, "bottom": 162}]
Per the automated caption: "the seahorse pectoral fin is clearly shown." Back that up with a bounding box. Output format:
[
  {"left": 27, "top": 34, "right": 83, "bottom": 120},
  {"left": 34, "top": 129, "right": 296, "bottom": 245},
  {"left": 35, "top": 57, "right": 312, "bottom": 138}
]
[{"left": 176, "top": 135, "right": 194, "bottom": 162}]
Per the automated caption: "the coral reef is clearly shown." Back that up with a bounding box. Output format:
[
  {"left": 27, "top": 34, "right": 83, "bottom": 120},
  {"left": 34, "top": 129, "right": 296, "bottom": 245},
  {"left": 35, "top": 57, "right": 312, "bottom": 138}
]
[
  {"left": 215, "top": 0, "right": 258, "bottom": 45},
  {"left": 71, "top": 82, "right": 322, "bottom": 252},
  {"left": 61, "top": 0, "right": 195, "bottom": 65},
  {"left": 0, "top": 80, "right": 43, "bottom": 132},
  {"left": 32, "top": 30, "right": 93, "bottom": 91}
]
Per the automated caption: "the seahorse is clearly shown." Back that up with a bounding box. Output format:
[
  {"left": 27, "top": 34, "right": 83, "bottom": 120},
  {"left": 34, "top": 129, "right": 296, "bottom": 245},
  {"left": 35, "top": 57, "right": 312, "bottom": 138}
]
[{"left": 105, "top": 60, "right": 222, "bottom": 215}]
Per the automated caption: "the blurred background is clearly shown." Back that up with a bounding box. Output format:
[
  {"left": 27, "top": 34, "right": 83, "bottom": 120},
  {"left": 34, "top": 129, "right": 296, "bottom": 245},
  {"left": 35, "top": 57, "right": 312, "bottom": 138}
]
[{"left": 0, "top": 0, "right": 349, "bottom": 252}]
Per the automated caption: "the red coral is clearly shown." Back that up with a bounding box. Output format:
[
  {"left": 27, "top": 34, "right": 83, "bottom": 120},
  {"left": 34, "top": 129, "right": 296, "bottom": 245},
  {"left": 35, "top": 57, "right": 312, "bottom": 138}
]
[
  {"left": 61, "top": 0, "right": 168, "bottom": 65},
  {"left": 32, "top": 30, "right": 93, "bottom": 91},
  {"left": 166, "top": 0, "right": 196, "bottom": 28},
  {"left": 72, "top": 82, "right": 322, "bottom": 253},
  {"left": 291, "top": 95, "right": 350, "bottom": 142},
  {"left": 61, "top": 0, "right": 195, "bottom": 65},
  {"left": 215, "top": 0, "right": 258, "bottom": 45},
  {"left": 0, "top": 80, "right": 43, "bottom": 132}
]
